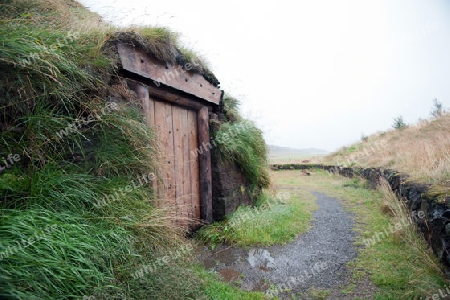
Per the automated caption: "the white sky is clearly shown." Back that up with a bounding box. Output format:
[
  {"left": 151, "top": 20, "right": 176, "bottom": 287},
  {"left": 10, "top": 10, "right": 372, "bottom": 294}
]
[{"left": 78, "top": 0, "right": 450, "bottom": 152}]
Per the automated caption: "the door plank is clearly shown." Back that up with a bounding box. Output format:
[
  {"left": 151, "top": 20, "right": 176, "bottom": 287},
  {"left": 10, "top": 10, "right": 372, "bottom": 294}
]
[
  {"left": 181, "top": 108, "right": 191, "bottom": 222},
  {"left": 188, "top": 109, "right": 200, "bottom": 221},
  {"left": 163, "top": 102, "right": 176, "bottom": 216},
  {"left": 172, "top": 105, "right": 185, "bottom": 225}
]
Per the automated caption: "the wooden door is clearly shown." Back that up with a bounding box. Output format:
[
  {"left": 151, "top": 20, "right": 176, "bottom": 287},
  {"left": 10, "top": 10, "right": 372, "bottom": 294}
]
[{"left": 149, "top": 97, "right": 201, "bottom": 225}]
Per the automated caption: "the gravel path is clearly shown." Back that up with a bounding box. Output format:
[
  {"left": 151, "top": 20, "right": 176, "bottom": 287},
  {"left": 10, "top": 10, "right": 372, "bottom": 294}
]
[{"left": 198, "top": 192, "right": 358, "bottom": 298}]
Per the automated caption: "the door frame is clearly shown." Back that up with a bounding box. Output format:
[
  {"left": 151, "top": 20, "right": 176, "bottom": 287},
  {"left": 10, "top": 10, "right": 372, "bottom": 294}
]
[{"left": 127, "top": 79, "right": 213, "bottom": 224}]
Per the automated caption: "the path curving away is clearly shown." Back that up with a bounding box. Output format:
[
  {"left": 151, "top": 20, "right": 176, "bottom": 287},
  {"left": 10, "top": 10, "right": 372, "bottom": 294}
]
[{"left": 198, "top": 192, "right": 359, "bottom": 299}]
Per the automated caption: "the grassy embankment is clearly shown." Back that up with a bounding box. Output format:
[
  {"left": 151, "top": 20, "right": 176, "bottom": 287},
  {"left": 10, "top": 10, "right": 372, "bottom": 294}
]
[
  {"left": 322, "top": 110, "right": 450, "bottom": 198},
  {"left": 0, "top": 1, "right": 268, "bottom": 299}
]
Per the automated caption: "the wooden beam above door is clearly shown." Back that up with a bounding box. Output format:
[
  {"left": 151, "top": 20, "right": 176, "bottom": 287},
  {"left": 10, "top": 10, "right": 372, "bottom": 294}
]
[{"left": 117, "top": 42, "right": 221, "bottom": 106}]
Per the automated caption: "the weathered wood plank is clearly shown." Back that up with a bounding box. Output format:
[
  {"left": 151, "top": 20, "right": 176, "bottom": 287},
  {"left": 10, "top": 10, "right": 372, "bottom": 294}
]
[
  {"left": 188, "top": 110, "right": 200, "bottom": 221},
  {"left": 172, "top": 105, "right": 184, "bottom": 225},
  {"left": 133, "top": 84, "right": 152, "bottom": 127},
  {"left": 153, "top": 100, "right": 166, "bottom": 203},
  {"left": 125, "top": 74, "right": 207, "bottom": 110},
  {"left": 148, "top": 97, "right": 155, "bottom": 127},
  {"left": 147, "top": 96, "right": 159, "bottom": 204},
  {"left": 153, "top": 100, "right": 176, "bottom": 216},
  {"left": 163, "top": 102, "right": 176, "bottom": 216},
  {"left": 117, "top": 43, "right": 221, "bottom": 105},
  {"left": 197, "top": 106, "right": 212, "bottom": 223},
  {"left": 181, "top": 109, "right": 191, "bottom": 221},
  {"left": 127, "top": 81, "right": 160, "bottom": 203}
]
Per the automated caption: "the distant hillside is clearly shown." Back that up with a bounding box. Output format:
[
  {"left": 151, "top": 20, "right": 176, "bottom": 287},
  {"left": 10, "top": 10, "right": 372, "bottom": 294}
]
[
  {"left": 268, "top": 145, "right": 329, "bottom": 162},
  {"left": 322, "top": 113, "right": 450, "bottom": 192}
]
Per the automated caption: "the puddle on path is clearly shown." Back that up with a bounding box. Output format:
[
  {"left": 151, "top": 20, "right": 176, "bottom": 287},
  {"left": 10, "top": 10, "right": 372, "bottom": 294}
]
[
  {"left": 247, "top": 248, "right": 275, "bottom": 270},
  {"left": 197, "top": 244, "right": 275, "bottom": 292},
  {"left": 218, "top": 268, "right": 241, "bottom": 282}
]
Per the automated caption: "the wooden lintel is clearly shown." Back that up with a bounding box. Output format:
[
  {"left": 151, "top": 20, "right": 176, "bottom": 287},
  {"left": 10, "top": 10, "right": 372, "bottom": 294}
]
[
  {"left": 117, "top": 42, "right": 221, "bottom": 105},
  {"left": 125, "top": 76, "right": 205, "bottom": 111},
  {"left": 197, "top": 106, "right": 213, "bottom": 224}
]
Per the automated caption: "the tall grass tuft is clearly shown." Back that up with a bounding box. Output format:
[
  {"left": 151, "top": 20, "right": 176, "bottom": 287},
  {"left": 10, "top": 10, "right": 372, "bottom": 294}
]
[
  {"left": 215, "top": 120, "right": 270, "bottom": 188},
  {"left": 378, "top": 179, "right": 445, "bottom": 298},
  {"left": 222, "top": 93, "right": 242, "bottom": 122},
  {"left": 0, "top": 208, "right": 131, "bottom": 299}
]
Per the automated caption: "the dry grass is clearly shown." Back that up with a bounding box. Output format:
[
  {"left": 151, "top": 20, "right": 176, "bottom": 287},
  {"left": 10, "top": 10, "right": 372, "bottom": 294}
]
[
  {"left": 2, "top": 0, "right": 111, "bottom": 32},
  {"left": 323, "top": 114, "right": 450, "bottom": 188},
  {"left": 377, "top": 179, "right": 445, "bottom": 297}
]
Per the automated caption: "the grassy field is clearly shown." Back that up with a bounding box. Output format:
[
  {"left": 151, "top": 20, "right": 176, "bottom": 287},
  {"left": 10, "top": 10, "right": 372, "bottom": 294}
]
[
  {"left": 267, "top": 145, "right": 328, "bottom": 165},
  {"left": 268, "top": 155, "right": 318, "bottom": 164}
]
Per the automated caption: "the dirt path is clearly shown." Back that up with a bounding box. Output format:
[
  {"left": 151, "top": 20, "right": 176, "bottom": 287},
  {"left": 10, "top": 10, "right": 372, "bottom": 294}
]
[{"left": 198, "top": 192, "right": 375, "bottom": 299}]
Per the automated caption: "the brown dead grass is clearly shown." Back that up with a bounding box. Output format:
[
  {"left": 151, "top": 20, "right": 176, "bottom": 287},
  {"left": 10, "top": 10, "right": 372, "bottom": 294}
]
[
  {"left": 377, "top": 179, "right": 445, "bottom": 289},
  {"left": 322, "top": 114, "right": 450, "bottom": 189}
]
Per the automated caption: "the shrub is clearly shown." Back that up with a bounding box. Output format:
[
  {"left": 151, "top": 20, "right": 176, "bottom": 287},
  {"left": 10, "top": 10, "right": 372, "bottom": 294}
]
[
  {"left": 393, "top": 115, "right": 408, "bottom": 130},
  {"left": 430, "top": 98, "right": 444, "bottom": 119}
]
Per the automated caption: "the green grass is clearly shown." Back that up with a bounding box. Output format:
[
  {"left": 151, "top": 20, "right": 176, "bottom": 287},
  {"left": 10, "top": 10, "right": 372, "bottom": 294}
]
[
  {"left": 214, "top": 120, "right": 270, "bottom": 189},
  {"left": 274, "top": 169, "right": 448, "bottom": 299},
  {"left": 196, "top": 180, "right": 317, "bottom": 248},
  {"left": 221, "top": 93, "right": 242, "bottom": 123},
  {"left": 0, "top": 1, "right": 272, "bottom": 299},
  {"left": 308, "top": 287, "right": 332, "bottom": 300},
  {"left": 0, "top": 208, "right": 132, "bottom": 298},
  {"left": 196, "top": 266, "right": 266, "bottom": 300}
]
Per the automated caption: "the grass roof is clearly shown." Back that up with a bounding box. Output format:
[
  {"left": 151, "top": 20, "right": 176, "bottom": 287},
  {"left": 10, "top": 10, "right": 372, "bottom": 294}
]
[{"left": 105, "top": 30, "right": 220, "bottom": 87}]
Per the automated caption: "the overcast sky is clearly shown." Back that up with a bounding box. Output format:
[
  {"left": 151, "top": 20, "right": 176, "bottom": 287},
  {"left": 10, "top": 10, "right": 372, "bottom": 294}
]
[{"left": 78, "top": 0, "right": 450, "bottom": 152}]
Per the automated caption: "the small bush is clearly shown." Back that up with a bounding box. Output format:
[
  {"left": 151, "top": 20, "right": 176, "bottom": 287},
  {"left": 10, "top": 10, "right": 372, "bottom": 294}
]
[
  {"left": 393, "top": 115, "right": 408, "bottom": 130},
  {"left": 430, "top": 98, "right": 445, "bottom": 119}
]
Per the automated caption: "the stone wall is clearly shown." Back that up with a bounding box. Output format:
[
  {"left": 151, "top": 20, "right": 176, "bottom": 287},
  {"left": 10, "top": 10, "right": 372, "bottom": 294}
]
[
  {"left": 209, "top": 111, "right": 262, "bottom": 221},
  {"left": 271, "top": 164, "right": 450, "bottom": 275},
  {"left": 211, "top": 147, "right": 256, "bottom": 221}
]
